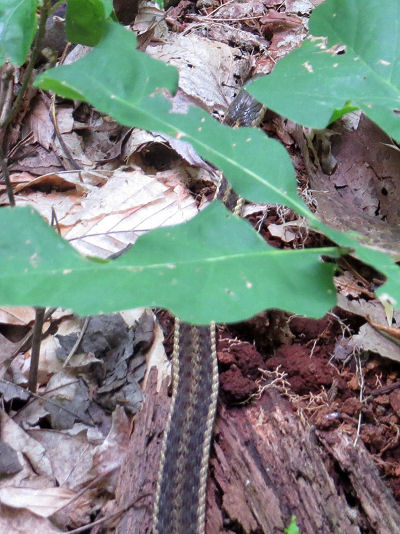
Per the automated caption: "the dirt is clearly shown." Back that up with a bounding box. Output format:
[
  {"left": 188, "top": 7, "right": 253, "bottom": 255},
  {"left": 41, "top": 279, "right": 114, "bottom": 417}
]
[{"left": 212, "top": 304, "right": 400, "bottom": 505}]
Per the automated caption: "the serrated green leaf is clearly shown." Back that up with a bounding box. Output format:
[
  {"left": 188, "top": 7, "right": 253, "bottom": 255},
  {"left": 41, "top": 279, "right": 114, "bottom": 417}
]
[
  {"left": 0, "top": 0, "right": 37, "bottom": 66},
  {"left": 248, "top": 0, "right": 400, "bottom": 142},
  {"left": 66, "top": 0, "right": 111, "bottom": 46},
  {"left": 0, "top": 204, "right": 340, "bottom": 324}
]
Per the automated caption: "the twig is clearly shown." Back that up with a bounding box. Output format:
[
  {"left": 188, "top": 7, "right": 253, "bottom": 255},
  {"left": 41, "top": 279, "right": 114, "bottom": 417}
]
[
  {"left": 28, "top": 307, "right": 46, "bottom": 392},
  {"left": 0, "top": 0, "right": 52, "bottom": 133},
  {"left": 353, "top": 353, "right": 364, "bottom": 447},
  {"left": 1, "top": 377, "right": 94, "bottom": 427},
  {"left": 63, "top": 316, "right": 90, "bottom": 367},
  {"left": 6, "top": 131, "right": 34, "bottom": 160},
  {"left": 50, "top": 207, "right": 62, "bottom": 235},
  {"left": 10, "top": 307, "right": 56, "bottom": 359},
  {"left": 66, "top": 493, "right": 152, "bottom": 533},
  {"left": 22, "top": 382, "right": 94, "bottom": 426},
  {"left": 0, "top": 1, "right": 52, "bottom": 204},
  {"left": 49, "top": 93, "right": 81, "bottom": 170},
  {"left": 0, "top": 143, "right": 15, "bottom": 205},
  {"left": 0, "top": 63, "right": 15, "bottom": 125}
]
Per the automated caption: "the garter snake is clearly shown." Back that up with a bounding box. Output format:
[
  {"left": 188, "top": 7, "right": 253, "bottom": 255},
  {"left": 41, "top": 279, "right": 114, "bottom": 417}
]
[{"left": 153, "top": 88, "right": 265, "bottom": 534}]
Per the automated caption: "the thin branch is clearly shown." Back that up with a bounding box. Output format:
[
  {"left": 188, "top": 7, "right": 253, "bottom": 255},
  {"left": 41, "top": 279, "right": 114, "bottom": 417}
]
[
  {"left": 28, "top": 307, "right": 46, "bottom": 393},
  {"left": 0, "top": 63, "right": 15, "bottom": 125},
  {"left": 10, "top": 307, "right": 56, "bottom": 359},
  {"left": 0, "top": 0, "right": 52, "bottom": 133},
  {"left": 0, "top": 143, "right": 15, "bottom": 206},
  {"left": 63, "top": 316, "right": 90, "bottom": 367},
  {"left": 66, "top": 493, "right": 152, "bottom": 534}
]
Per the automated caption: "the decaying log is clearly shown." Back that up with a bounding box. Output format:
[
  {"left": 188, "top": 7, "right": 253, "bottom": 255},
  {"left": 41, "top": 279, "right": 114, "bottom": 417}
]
[
  {"left": 115, "top": 368, "right": 169, "bottom": 534},
  {"left": 115, "top": 367, "right": 400, "bottom": 534}
]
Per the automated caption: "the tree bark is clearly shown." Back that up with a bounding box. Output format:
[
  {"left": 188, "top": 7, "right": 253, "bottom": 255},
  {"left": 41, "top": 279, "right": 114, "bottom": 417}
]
[{"left": 115, "top": 366, "right": 400, "bottom": 534}]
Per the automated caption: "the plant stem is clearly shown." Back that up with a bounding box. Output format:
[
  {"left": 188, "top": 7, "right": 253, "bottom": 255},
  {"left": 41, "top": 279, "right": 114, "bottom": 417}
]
[
  {"left": 0, "top": 0, "right": 52, "bottom": 133},
  {"left": 1, "top": 3, "right": 53, "bottom": 383},
  {"left": 0, "top": 144, "right": 15, "bottom": 206},
  {"left": 28, "top": 307, "right": 46, "bottom": 393},
  {"left": 0, "top": 0, "right": 52, "bottom": 205}
]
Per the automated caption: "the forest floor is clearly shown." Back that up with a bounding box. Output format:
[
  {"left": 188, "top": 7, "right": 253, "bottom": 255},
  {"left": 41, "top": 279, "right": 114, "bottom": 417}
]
[{"left": 0, "top": 0, "right": 399, "bottom": 532}]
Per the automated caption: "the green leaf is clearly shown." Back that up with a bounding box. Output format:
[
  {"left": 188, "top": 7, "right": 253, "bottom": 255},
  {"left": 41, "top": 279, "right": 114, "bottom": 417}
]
[
  {"left": 34, "top": 15, "right": 400, "bottom": 309},
  {"left": 35, "top": 21, "right": 309, "bottom": 219},
  {"left": 316, "top": 222, "right": 400, "bottom": 308},
  {"left": 36, "top": 20, "right": 179, "bottom": 102},
  {"left": 0, "top": 0, "right": 37, "bottom": 66},
  {"left": 248, "top": 0, "right": 400, "bottom": 142},
  {"left": 66, "top": 0, "right": 112, "bottom": 46},
  {"left": 0, "top": 204, "right": 340, "bottom": 324},
  {"left": 97, "top": 0, "right": 113, "bottom": 17},
  {"left": 284, "top": 516, "right": 300, "bottom": 534}
]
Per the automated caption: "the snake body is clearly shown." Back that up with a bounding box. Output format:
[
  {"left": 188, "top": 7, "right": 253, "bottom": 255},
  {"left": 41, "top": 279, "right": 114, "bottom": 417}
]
[{"left": 153, "top": 89, "right": 265, "bottom": 534}]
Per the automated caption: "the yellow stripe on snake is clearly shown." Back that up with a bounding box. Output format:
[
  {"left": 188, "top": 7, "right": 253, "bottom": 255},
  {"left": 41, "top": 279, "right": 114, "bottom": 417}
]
[{"left": 153, "top": 89, "right": 265, "bottom": 534}]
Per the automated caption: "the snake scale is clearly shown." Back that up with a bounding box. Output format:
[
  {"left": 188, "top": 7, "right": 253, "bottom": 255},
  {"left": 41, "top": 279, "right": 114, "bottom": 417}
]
[{"left": 153, "top": 88, "right": 265, "bottom": 534}]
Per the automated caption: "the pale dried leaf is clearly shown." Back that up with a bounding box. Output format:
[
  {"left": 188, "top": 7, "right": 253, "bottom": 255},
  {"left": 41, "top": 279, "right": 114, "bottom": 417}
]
[
  {"left": 0, "top": 507, "right": 62, "bottom": 533},
  {"left": 0, "top": 306, "right": 35, "bottom": 325},
  {"left": 30, "top": 425, "right": 102, "bottom": 489},
  {"left": 91, "top": 406, "right": 130, "bottom": 492},
  {"left": 30, "top": 96, "right": 54, "bottom": 150},
  {"left": 267, "top": 222, "right": 297, "bottom": 243},
  {"left": 59, "top": 168, "right": 198, "bottom": 257},
  {"left": 337, "top": 294, "right": 400, "bottom": 325},
  {"left": 147, "top": 33, "right": 249, "bottom": 116},
  {"left": 144, "top": 319, "right": 170, "bottom": 390},
  {"left": 0, "top": 486, "right": 75, "bottom": 518},
  {"left": 352, "top": 324, "right": 400, "bottom": 363},
  {"left": 0, "top": 411, "right": 54, "bottom": 486}
]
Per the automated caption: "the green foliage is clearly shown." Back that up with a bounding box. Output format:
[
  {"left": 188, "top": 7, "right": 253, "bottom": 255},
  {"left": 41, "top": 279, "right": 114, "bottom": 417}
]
[
  {"left": 35, "top": 22, "right": 304, "bottom": 213},
  {"left": 284, "top": 516, "right": 300, "bottom": 534},
  {"left": 36, "top": 21, "right": 179, "bottom": 105},
  {"left": 0, "top": 204, "right": 340, "bottom": 323},
  {"left": 0, "top": 0, "right": 37, "bottom": 66},
  {"left": 0, "top": 0, "right": 398, "bottom": 323},
  {"left": 65, "top": 0, "right": 113, "bottom": 46},
  {"left": 248, "top": 0, "right": 400, "bottom": 142}
]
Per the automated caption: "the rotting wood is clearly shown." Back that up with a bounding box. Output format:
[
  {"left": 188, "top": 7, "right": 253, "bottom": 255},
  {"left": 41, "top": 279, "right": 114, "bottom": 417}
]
[
  {"left": 115, "top": 367, "right": 400, "bottom": 534},
  {"left": 115, "top": 368, "right": 169, "bottom": 534}
]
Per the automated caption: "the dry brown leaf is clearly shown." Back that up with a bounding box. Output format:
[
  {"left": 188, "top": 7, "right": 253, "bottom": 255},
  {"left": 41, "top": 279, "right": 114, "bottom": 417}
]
[
  {"left": 147, "top": 33, "right": 250, "bottom": 117},
  {"left": 0, "top": 306, "right": 36, "bottom": 325},
  {"left": 0, "top": 506, "right": 63, "bottom": 533},
  {"left": 0, "top": 486, "right": 75, "bottom": 518}
]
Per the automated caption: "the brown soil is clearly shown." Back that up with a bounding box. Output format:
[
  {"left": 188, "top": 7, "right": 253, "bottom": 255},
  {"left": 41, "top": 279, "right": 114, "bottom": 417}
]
[{"left": 212, "top": 306, "right": 400, "bottom": 505}]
